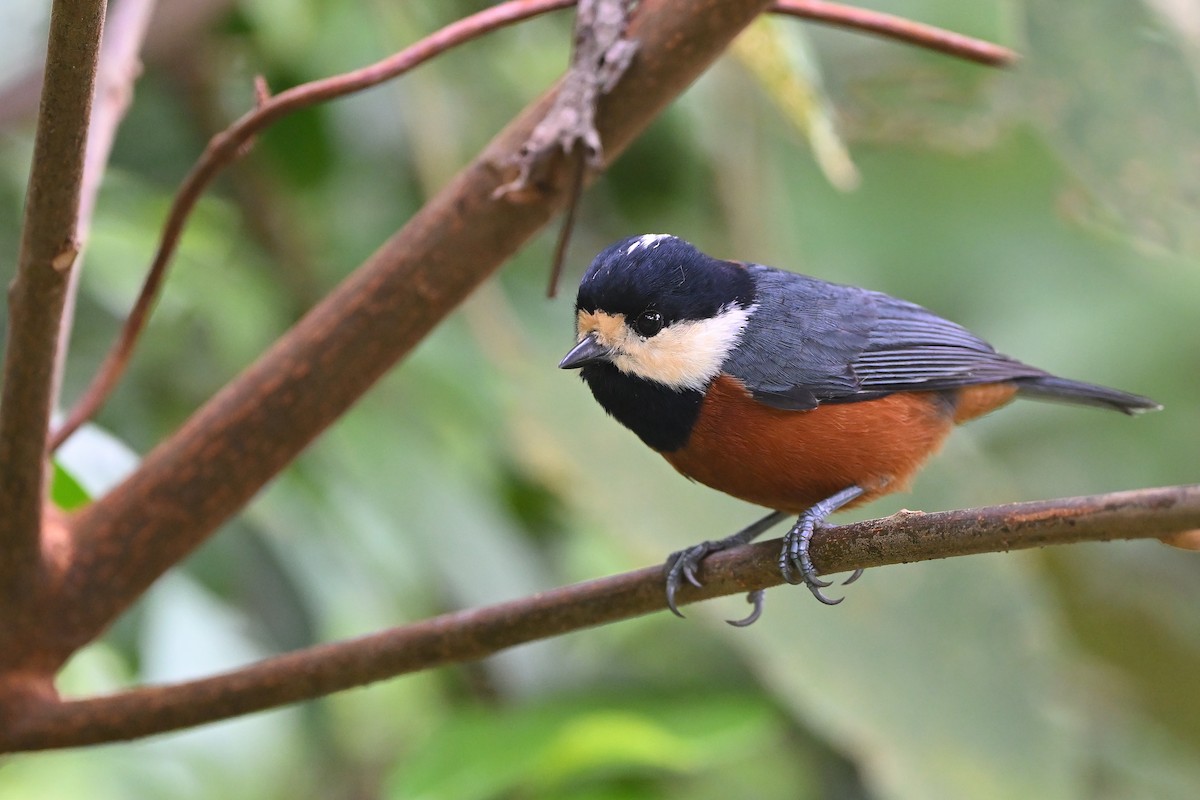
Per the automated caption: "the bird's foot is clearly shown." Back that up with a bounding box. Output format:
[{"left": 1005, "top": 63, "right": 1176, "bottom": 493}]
[
  {"left": 778, "top": 486, "right": 865, "bottom": 605},
  {"left": 664, "top": 538, "right": 727, "bottom": 618},
  {"left": 663, "top": 510, "right": 787, "bottom": 622}
]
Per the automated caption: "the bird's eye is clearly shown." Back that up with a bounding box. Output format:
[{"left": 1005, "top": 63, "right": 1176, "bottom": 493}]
[{"left": 632, "top": 309, "right": 665, "bottom": 338}]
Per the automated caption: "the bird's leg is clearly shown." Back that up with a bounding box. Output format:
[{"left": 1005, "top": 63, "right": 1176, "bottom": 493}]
[
  {"left": 779, "top": 485, "right": 865, "bottom": 605},
  {"left": 664, "top": 510, "right": 789, "bottom": 619}
]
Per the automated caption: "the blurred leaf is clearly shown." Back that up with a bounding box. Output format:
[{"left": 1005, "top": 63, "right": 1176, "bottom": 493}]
[
  {"left": 386, "top": 693, "right": 783, "bottom": 800},
  {"left": 804, "top": 0, "right": 1012, "bottom": 155},
  {"left": 535, "top": 711, "right": 712, "bottom": 784},
  {"left": 732, "top": 17, "right": 859, "bottom": 190},
  {"left": 238, "top": 0, "right": 319, "bottom": 65},
  {"left": 56, "top": 640, "right": 135, "bottom": 699},
  {"left": 722, "top": 556, "right": 1082, "bottom": 800},
  {"left": 604, "top": 110, "right": 718, "bottom": 223},
  {"left": 1045, "top": 542, "right": 1200, "bottom": 752},
  {"left": 50, "top": 460, "right": 91, "bottom": 511},
  {"left": 260, "top": 86, "right": 335, "bottom": 188},
  {"left": 1083, "top": 702, "right": 1200, "bottom": 800},
  {"left": 1020, "top": 0, "right": 1200, "bottom": 257},
  {"left": 0, "top": 754, "right": 127, "bottom": 800}
]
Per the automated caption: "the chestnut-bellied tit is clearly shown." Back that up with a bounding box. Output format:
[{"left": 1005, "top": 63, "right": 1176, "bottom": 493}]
[{"left": 559, "top": 234, "right": 1160, "bottom": 621}]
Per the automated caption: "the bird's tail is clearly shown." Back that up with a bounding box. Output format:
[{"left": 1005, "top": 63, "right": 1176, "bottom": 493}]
[{"left": 1014, "top": 375, "right": 1162, "bottom": 416}]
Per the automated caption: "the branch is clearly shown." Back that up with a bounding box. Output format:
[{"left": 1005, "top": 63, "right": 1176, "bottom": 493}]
[
  {"left": 50, "top": 0, "right": 1015, "bottom": 450},
  {"left": 769, "top": 0, "right": 1017, "bottom": 66},
  {"left": 53, "top": 0, "right": 160, "bottom": 413},
  {"left": 52, "top": 0, "right": 780, "bottom": 665},
  {"left": 6, "top": 484, "right": 1197, "bottom": 752},
  {"left": 0, "top": 0, "right": 107, "bottom": 640},
  {"left": 47, "top": 0, "right": 577, "bottom": 451}
]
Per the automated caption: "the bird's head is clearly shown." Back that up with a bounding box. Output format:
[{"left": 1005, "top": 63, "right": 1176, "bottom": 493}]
[{"left": 558, "top": 234, "right": 756, "bottom": 391}]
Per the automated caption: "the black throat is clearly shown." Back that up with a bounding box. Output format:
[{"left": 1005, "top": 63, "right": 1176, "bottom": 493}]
[{"left": 579, "top": 363, "right": 703, "bottom": 453}]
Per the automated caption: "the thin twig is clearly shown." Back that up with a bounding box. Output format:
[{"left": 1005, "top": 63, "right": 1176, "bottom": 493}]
[
  {"left": 53, "top": 0, "right": 160, "bottom": 414},
  {"left": 0, "top": 0, "right": 107, "bottom": 628},
  {"left": 51, "top": 0, "right": 1014, "bottom": 449},
  {"left": 5, "top": 484, "right": 1197, "bottom": 752},
  {"left": 547, "top": 148, "right": 587, "bottom": 297},
  {"left": 48, "top": 0, "right": 578, "bottom": 451},
  {"left": 769, "top": 0, "right": 1016, "bottom": 66}
]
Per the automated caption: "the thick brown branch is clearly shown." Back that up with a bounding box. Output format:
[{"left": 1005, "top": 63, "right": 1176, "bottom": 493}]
[
  {"left": 6, "top": 484, "right": 1197, "bottom": 752},
  {"left": 54, "top": 0, "right": 778, "bottom": 664},
  {"left": 0, "top": 0, "right": 107, "bottom": 650},
  {"left": 48, "top": 0, "right": 577, "bottom": 451}
]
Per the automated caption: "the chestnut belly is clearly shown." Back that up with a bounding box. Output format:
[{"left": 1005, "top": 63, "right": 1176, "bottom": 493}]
[{"left": 661, "top": 375, "right": 1012, "bottom": 513}]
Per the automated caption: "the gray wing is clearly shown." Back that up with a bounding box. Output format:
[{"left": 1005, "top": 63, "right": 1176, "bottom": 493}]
[
  {"left": 851, "top": 292, "right": 1049, "bottom": 394},
  {"left": 723, "top": 266, "right": 1048, "bottom": 410}
]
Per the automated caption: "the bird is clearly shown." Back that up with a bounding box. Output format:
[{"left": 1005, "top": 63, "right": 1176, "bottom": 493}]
[{"left": 558, "top": 233, "right": 1160, "bottom": 623}]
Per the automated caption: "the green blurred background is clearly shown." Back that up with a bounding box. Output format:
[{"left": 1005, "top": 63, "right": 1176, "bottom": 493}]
[{"left": 2, "top": 0, "right": 1198, "bottom": 797}]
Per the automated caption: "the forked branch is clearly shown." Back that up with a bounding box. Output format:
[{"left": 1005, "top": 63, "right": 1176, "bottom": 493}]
[{"left": 53, "top": 0, "right": 781, "bottom": 667}]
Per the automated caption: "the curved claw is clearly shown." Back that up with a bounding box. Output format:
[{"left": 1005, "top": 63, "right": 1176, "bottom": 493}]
[
  {"left": 664, "top": 541, "right": 719, "bottom": 618},
  {"left": 843, "top": 568, "right": 865, "bottom": 586},
  {"left": 806, "top": 583, "right": 845, "bottom": 606},
  {"left": 806, "top": 572, "right": 833, "bottom": 588},
  {"left": 727, "top": 590, "right": 765, "bottom": 627}
]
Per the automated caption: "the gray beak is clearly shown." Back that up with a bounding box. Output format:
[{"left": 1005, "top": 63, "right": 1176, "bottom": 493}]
[{"left": 558, "top": 332, "right": 610, "bottom": 369}]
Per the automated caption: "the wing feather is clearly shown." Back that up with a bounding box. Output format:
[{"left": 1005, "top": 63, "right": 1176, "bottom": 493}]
[
  {"left": 722, "top": 266, "right": 1047, "bottom": 409},
  {"left": 853, "top": 294, "right": 1047, "bottom": 393}
]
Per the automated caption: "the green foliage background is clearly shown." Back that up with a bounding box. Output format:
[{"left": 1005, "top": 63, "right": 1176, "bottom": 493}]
[{"left": 1, "top": 1, "right": 1198, "bottom": 797}]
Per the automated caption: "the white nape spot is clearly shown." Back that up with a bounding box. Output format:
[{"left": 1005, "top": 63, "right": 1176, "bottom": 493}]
[
  {"left": 623, "top": 233, "right": 674, "bottom": 255},
  {"left": 610, "top": 302, "right": 757, "bottom": 391}
]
